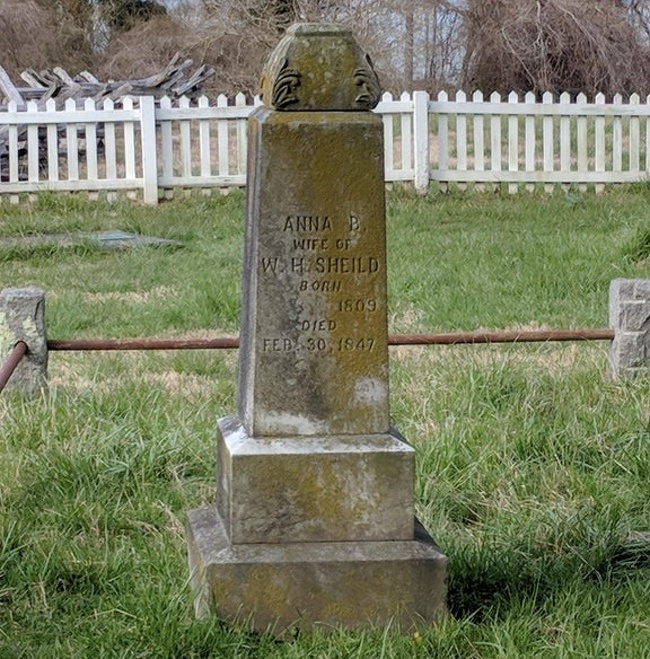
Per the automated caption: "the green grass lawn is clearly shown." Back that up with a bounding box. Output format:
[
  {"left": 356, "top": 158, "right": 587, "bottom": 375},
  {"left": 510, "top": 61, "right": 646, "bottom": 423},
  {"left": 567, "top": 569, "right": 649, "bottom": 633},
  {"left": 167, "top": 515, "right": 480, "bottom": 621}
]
[{"left": 3, "top": 187, "right": 650, "bottom": 656}]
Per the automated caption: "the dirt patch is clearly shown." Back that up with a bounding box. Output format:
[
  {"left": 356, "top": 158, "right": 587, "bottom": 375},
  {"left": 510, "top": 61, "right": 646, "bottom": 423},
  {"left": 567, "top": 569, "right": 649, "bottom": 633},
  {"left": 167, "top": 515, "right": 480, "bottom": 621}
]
[
  {"left": 389, "top": 305, "right": 425, "bottom": 333},
  {"left": 141, "top": 371, "right": 217, "bottom": 398}
]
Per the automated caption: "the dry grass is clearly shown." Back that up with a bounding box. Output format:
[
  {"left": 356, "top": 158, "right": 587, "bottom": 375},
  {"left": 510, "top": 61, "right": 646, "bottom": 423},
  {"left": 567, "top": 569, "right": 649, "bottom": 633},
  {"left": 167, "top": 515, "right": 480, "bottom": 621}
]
[
  {"left": 0, "top": 0, "right": 92, "bottom": 83},
  {"left": 82, "top": 286, "right": 176, "bottom": 304}
]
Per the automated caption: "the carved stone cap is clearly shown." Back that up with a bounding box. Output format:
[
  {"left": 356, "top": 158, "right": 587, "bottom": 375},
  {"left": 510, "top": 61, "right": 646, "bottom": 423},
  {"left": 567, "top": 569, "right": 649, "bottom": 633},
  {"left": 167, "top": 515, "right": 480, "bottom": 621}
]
[{"left": 260, "top": 23, "right": 381, "bottom": 112}]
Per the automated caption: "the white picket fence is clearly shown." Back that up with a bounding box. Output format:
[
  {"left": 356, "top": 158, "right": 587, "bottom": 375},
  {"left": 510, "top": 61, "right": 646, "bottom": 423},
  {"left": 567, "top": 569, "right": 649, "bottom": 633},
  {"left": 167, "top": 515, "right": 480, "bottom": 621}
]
[
  {"left": 432, "top": 90, "right": 650, "bottom": 193},
  {"left": 2, "top": 90, "right": 650, "bottom": 204}
]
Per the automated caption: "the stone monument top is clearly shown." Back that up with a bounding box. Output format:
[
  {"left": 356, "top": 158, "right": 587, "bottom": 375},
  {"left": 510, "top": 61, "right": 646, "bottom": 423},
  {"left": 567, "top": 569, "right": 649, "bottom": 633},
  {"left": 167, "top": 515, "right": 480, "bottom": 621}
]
[{"left": 260, "top": 23, "right": 381, "bottom": 111}]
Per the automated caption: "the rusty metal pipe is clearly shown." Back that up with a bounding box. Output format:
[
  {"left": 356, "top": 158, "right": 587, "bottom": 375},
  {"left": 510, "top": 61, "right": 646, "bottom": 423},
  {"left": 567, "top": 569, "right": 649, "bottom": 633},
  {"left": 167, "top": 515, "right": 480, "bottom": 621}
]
[
  {"left": 47, "top": 337, "right": 240, "bottom": 351},
  {"left": 0, "top": 341, "right": 28, "bottom": 393},
  {"left": 387, "top": 328, "right": 615, "bottom": 345},
  {"left": 46, "top": 328, "right": 614, "bottom": 352}
]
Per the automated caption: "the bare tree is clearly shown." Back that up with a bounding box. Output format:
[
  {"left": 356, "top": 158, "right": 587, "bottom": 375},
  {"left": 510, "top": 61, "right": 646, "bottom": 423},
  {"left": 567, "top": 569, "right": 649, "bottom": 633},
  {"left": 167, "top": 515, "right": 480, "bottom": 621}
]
[
  {"left": 626, "top": 0, "right": 650, "bottom": 41},
  {"left": 0, "top": 0, "right": 93, "bottom": 79},
  {"left": 458, "top": 0, "right": 650, "bottom": 96}
]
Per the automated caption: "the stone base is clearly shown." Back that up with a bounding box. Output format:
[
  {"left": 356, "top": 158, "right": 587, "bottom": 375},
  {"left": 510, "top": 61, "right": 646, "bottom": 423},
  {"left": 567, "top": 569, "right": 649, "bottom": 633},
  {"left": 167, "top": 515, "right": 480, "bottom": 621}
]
[
  {"left": 186, "top": 507, "right": 447, "bottom": 632},
  {"left": 217, "top": 415, "right": 415, "bottom": 544}
]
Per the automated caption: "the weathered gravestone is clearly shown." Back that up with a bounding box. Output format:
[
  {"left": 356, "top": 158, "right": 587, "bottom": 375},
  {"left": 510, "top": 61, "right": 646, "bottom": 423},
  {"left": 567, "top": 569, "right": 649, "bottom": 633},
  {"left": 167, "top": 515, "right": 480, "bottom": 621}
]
[{"left": 186, "top": 23, "right": 447, "bottom": 631}]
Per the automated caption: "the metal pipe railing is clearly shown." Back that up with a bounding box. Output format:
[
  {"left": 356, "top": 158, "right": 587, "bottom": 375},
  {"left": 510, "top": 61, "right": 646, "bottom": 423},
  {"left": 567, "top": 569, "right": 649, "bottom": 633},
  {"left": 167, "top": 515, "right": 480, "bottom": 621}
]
[
  {"left": 387, "top": 328, "right": 614, "bottom": 345},
  {"left": 47, "top": 337, "right": 239, "bottom": 351},
  {"left": 0, "top": 341, "right": 28, "bottom": 393},
  {"left": 1, "top": 330, "right": 612, "bottom": 395},
  {"left": 46, "top": 328, "right": 614, "bottom": 352}
]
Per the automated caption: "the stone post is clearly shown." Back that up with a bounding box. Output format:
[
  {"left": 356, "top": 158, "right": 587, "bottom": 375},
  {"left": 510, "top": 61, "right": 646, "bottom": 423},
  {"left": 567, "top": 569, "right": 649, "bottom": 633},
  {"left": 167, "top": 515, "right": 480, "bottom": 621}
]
[
  {"left": 609, "top": 279, "right": 650, "bottom": 378},
  {"left": 186, "top": 23, "right": 447, "bottom": 632},
  {"left": 0, "top": 288, "right": 48, "bottom": 393}
]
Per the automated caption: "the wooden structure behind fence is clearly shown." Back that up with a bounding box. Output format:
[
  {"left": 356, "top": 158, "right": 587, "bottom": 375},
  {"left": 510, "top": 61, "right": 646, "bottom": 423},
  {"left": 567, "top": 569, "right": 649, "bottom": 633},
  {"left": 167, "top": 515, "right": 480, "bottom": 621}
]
[{"left": 2, "top": 90, "right": 650, "bottom": 203}]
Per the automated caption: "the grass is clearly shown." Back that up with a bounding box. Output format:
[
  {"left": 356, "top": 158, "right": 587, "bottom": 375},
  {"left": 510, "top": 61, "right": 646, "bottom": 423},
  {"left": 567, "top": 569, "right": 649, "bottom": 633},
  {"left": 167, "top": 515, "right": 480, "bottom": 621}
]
[{"left": 3, "top": 186, "right": 650, "bottom": 656}]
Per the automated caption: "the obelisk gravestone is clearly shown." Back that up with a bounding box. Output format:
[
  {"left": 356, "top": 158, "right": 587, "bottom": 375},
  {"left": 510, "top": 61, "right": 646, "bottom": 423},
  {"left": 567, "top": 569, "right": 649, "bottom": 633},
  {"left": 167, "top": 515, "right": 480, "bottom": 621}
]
[{"left": 186, "top": 23, "right": 447, "bottom": 631}]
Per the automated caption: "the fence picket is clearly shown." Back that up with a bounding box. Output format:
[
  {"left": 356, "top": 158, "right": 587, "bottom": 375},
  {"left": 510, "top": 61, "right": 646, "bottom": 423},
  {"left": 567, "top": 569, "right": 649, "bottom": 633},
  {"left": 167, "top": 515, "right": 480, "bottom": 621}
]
[
  {"left": 199, "top": 95, "right": 211, "bottom": 180},
  {"left": 472, "top": 91, "right": 484, "bottom": 171},
  {"left": 630, "top": 93, "right": 640, "bottom": 174},
  {"left": 160, "top": 96, "right": 173, "bottom": 198},
  {"left": 595, "top": 93, "right": 606, "bottom": 193},
  {"left": 7, "top": 100, "right": 18, "bottom": 203},
  {"left": 559, "top": 92, "right": 571, "bottom": 190},
  {"left": 235, "top": 92, "right": 247, "bottom": 176},
  {"left": 82, "top": 98, "right": 97, "bottom": 181},
  {"left": 140, "top": 95, "right": 158, "bottom": 204},
  {"left": 400, "top": 91, "right": 412, "bottom": 173},
  {"left": 104, "top": 98, "right": 117, "bottom": 184},
  {"left": 472, "top": 91, "right": 484, "bottom": 191},
  {"left": 65, "top": 98, "right": 81, "bottom": 188},
  {"left": 27, "top": 100, "right": 39, "bottom": 184},
  {"left": 437, "top": 91, "right": 449, "bottom": 192},
  {"left": 524, "top": 92, "right": 535, "bottom": 193},
  {"left": 179, "top": 96, "right": 192, "bottom": 180},
  {"left": 412, "top": 90, "right": 429, "bottom": 193},
  {"left": 84, "top": 98, "right": 98, "bottom": 199},
  {"left": 217, "top": 94, "right": 229, "bottom": 181},
  {"left": 122, "top": 97, "right": 136, "bottom": 199},
  {"left": 613, "top": 93, "right": 623, "bottom": 173},
  {"left": 508, "top": 91, "right": 518, "bottom": 194},
  {"left": 490, "top": 92, "right": 501, "bottom": 191},
  {"left": 8, "top": 100, "right": 18, "bottom": 179},
  {"left": 382, "top": 92, "right": 394, "bottom": 179},
  {"left": 576, "top": 93, "right": 587, "bottom": 192},
  {"left": 456, "top": 91, "right": 467, "bottom": 191},
  {"left": 543, "top": 92, "right": 554, "bottom": 193},
  {"left": 45, "top": 99, "right": 59, "bottom": 182}
]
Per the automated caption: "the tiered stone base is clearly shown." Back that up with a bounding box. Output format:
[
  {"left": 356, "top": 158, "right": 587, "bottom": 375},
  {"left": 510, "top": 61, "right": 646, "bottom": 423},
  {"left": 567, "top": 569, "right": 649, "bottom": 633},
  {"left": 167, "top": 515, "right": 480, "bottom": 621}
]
[{"left": 186, "top": 507, "right": 447, "bottom": 632}]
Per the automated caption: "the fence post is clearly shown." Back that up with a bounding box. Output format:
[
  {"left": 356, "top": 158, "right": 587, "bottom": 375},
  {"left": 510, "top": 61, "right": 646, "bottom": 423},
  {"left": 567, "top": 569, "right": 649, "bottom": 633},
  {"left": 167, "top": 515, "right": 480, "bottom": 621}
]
[
  {"left": 140, "top": 95, "right": 159, "bottom": 205},
  {"left": 609, "top": 279, "right": 650, "bottom": 378},
  {"left": 0, "top": 288, "right": 48, "bottom": 393},
  {"left": 412, "top": 90, "right": 430, "bottom": 194}
]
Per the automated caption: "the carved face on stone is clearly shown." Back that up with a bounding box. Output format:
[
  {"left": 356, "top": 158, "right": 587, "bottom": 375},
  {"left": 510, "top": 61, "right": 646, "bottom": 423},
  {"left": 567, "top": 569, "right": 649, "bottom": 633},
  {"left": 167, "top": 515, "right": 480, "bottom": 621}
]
[
  {"left": 353, "top": 59, "right": 381, "bottom": 110},
  {"left": 271, "top": 60, "right": 301, "bottom": 109},
  {"left": 260, "top": 23, "right": 382, "bottom": 112}
]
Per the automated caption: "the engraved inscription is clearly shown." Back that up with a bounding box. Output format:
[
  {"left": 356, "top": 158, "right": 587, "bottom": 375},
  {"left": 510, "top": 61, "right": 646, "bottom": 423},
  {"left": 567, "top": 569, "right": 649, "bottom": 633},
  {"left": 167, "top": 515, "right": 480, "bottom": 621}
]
[
  {"left": 261, "top": 257, "right": 284, "bottom": 274},
  {"left": 263, "top": 338, "right": 295, "bottom": 352},
  {"left": 291, "top": 258, "right": 306, "bottom": 273},
  {"left": 314, "top": 256, "right": 379, "bottom": 274},
  {"left": 300, "top": 280, "right": 342, "bottom": 292},
  {"left": 284, "top": 215, "right": 332, "bottom": 232},
  {"left": 301, "top": 319, "right": 337, "bottom": 331},
  {"left": 258, "top": 213, "right": 379, "bottom": 279},
  {"left": 338, "top": 299, "right": 377, "bottom": 312},
  {"left": 293, "top": 238, "right": 329, "bottom": 250},
  {"left": 261, "top": 336, "right": 376, "bottom": 353},
  {"left": 258, "top": 209, "right": 382, "bottom": 367},
  {"left": 258, "top": 256, "right": 379, "bottom": 277}
]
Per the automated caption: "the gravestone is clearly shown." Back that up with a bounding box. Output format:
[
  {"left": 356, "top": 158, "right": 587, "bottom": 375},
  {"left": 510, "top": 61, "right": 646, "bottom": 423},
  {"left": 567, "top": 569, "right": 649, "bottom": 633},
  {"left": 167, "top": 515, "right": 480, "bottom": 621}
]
[{"left": 186, "top": 23, "right": 447, "bottom": 631}]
